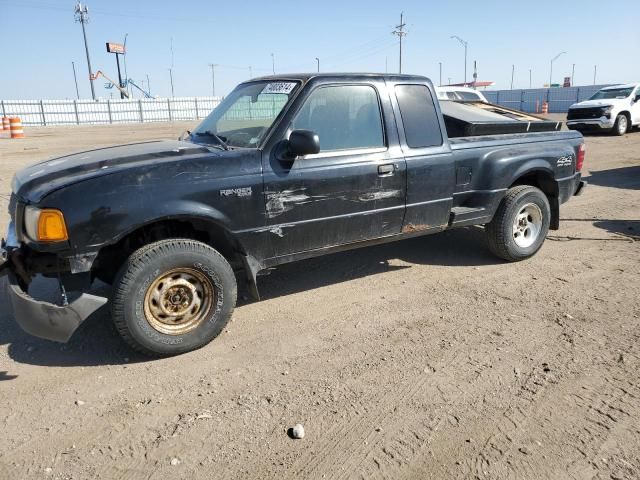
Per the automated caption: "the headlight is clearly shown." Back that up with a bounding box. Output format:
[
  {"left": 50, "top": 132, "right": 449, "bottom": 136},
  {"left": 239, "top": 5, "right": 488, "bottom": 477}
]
[
  {"left": 24, "top": 206, "right": 69, "bottom": 242},
  {"left": 601, "top": 106, "right": 614, "bottom": 117}
]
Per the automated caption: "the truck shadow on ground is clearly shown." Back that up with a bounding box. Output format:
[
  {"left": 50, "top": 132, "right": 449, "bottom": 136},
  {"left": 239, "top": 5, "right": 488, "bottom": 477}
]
[
  {"left": 560, "top": 218, "right": 640, "bottom": 241},
  {"left": 1, "top": 226, "right": 499, "bottom": 368},
  {"left": 584, "top": 165, "right": 640, "bottom": 190}
]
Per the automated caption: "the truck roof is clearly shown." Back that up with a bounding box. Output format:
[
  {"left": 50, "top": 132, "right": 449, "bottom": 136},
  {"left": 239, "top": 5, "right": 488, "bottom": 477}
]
[
  {"left": 249, "top": 73, "right": 431, "bottom": 83},
  {"left": 601, "top": 83, "right": 639, "bottom": 90}
]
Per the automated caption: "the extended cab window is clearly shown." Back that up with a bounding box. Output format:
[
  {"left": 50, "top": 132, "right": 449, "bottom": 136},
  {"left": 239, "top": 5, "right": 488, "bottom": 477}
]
[
  {"left": 395, "top": 85, "right": 443, "bottom": 148},
  {"left": 292, "top": 85, "right": 384, "bottom": 152}
]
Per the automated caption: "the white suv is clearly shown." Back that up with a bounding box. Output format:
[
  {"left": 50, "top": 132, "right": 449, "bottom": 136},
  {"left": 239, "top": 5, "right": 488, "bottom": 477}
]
[
  {"left": 436, "top": 86, "right": 488, "bottom": 103},
  {"left": 567, "top": 83, "right": 640, "bottom": 135}
]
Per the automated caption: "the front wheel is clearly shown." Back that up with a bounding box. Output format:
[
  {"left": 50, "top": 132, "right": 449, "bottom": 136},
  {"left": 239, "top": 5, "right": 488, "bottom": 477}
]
[
  {"left": 485, "top": 186, "right": 550, "bottom": 262},
  {"left": 612, "top": 114, "right": 628, "bottom": 136},
  {"left": 111, "top": 239, "right": 237, "bottom": 357}
]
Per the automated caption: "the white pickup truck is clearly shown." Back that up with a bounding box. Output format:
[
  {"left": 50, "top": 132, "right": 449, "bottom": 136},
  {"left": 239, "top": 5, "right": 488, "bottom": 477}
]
[{"left": 566, "top": 83, "right": 640, "bottom": 135}]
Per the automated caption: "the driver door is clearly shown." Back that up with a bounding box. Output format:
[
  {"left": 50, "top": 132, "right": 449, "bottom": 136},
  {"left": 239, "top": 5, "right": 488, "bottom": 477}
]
[{"left": 261, "top": 82, "right": 407, "bottom": 258}]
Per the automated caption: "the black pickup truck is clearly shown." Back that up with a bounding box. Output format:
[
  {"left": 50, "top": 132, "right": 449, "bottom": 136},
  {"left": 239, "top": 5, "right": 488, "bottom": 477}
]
[{"left": 0, "top": 74, "right": 586, "bottom": 356}]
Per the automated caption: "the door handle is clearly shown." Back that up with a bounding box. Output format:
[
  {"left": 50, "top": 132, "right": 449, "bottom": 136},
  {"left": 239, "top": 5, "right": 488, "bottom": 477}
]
[{"left": 378, "top": 163, "right": 394, "bottom": 176}]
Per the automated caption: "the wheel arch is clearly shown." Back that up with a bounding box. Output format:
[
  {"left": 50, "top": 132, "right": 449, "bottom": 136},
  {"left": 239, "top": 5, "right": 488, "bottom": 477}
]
[
  {"left": 509, "top": 168, "right": 560, "bottom": 229},
  {"left": 92, "top": 215, "right": 246, "bottom": 284}
]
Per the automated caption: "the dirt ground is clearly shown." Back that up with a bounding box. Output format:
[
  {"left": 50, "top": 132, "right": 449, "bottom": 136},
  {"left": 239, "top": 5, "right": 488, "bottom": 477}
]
[{"left": 0, "top": 118, "right": 638, "bottom": 480}]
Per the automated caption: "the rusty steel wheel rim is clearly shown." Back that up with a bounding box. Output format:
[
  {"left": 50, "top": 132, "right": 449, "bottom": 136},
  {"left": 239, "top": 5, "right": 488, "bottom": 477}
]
[{"left": 143, "top": 267, "right": 214, "bottom": 335}]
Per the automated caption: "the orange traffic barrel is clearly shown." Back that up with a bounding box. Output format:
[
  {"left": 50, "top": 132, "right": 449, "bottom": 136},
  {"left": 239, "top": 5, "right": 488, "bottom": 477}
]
[
  {"left": 1, "top": 116, "right": 9, "bottom": 131},
  {"left": 541, "top": 101, "right": 549, "bottom": 114},
  {"left": 9, "top": 117, "right": 25, "bottom": 139}
]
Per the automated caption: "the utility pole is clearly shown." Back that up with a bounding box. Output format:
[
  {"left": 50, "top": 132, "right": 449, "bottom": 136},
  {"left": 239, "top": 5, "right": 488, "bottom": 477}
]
[
  {"left": 510, "top": 64, "right": 515, "bottom": 90},
  {"left": 315, "top": 57, "right": 320, "bottom": 73},
  {"left": 71, "top": 61, "right": 80, "bottom": 99},
  {"left": 123, "top": 33, "right": 129, "bottom": 97},
  {"left": 74, "top": 2, "right": 96, "bottom": 100},
  {"left": 168, "top": 68, "right": 174, "bottom": 97},
  {"left": 271, "top": 53, "right": 275, "bottom": 74},
  {"left": 208, "top": 63, "right": 218, "bottom": 97},
  {"left": 472, "top": 60, "right": 477, "bottom": 87},
  {"left": 439, "top": 62, "right": 442, "bottom": 86},
  {"left": 593, "top": 65, "right": 597, "bottom": 85},
  {"left": 392, "top": 12, "right": 407, "bottom": 74},
  {"left": 146, "top": 74, "right": 150, "bottom": 96},
  {"left": 451, "top": 35, "right": 468, "bottom": 84},
  {"left": 571, "top": 63, "right": 575, "bottom": 86},
  {"left": 448, "top": 77, "right": 451, "bottom": 85},
  {"left": 549, "top": 51, "right": 566, "bottom": 87},
  {"left": 529, "top": 69, "right": 532, "bottom": 88}
]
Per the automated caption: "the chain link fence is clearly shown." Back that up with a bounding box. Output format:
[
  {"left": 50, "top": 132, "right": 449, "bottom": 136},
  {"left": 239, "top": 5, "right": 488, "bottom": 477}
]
[
  {"left": 483, "top": 84, "right": 615, "bottom": 113},
  {"left": 0, "top": 97, "right": 223, "bottom": 126}
]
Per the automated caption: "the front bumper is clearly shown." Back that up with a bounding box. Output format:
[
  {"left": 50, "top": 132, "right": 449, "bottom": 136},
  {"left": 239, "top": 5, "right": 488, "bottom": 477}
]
[
  {"left": 566, "top": 118, "right": 614, "bottom": 130},
  {"left": 2, "top": 226, "right": 107, "bottom": 343},
  {"left": 5, "top": 272, "right": 107, "bottom": 343}
]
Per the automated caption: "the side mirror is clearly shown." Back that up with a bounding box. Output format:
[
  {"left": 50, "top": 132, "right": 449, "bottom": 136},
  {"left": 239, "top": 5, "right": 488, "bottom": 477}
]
[
  {"left": 288, "top": 130, "right": 320, "bottom": 157},
  {"left": 635, "top": 94, "right": 640, "bottom": 103}
]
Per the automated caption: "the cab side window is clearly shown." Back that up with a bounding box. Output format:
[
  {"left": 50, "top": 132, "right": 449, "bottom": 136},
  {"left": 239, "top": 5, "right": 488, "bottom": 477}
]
[
  {"left": 292, "top": 85, "right": 385, "bottom": 152},
  {"left": 395, "top": 85, "right": 443, "bottom": 148}
]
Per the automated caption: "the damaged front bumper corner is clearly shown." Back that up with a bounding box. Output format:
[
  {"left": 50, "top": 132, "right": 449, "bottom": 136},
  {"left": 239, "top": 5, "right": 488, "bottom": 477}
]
[
  {"left": 6, "top": 272, "right": 108, "bottom": 343},
  {"left": 2, "top": 239, "right": 108, "bottom": 343}
]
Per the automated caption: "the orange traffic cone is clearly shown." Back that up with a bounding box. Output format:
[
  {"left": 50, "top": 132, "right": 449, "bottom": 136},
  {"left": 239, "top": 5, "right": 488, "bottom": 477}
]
[
  {"left": 541, "top": 101, "right": 549, "bottom": 114},
  {"left": 1, "top": 117, "right": 9, "bottom": 131},
  {"left": 9, "top": 118, "right": 25, "bottom": 139}
]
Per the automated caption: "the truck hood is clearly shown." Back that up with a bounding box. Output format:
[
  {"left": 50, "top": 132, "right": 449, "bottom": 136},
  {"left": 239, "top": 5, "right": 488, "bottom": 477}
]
[
  {"left": 12, "top": 140, "right": 212, "bottom": 203},
  {"left": 569, "top": 99, "right": 624, "bottom": 109}
]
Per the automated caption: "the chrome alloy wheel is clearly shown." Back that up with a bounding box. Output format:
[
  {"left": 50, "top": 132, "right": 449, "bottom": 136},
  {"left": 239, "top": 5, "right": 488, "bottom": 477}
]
[
  {"left": 617, "top": 115, "right": 628, "bottom": 135},
  {"left": 143, "top": 267, "right": 214, "bottom": 335},
  {"left": 512, "top": 203, "right": 543, "bottom": 248}
]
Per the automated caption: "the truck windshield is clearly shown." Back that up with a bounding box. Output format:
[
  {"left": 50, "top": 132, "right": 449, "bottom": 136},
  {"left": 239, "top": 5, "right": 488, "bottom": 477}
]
[
  {"left": 589, "top": 87, "right": 633, "bottom": 100},
  {"left": 191, "top": 81, "right": 299, "bottom": 148}
]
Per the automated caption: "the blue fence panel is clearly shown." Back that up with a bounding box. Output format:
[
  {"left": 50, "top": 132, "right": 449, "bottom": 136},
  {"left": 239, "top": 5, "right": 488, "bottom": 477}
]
[{"left": 482, "top": 84, "right": 616, "bottom": 113}]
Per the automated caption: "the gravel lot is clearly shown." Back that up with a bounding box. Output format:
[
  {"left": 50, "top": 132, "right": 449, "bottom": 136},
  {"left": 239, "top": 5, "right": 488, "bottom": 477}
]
[{"left": 0, "top": 118, "right": 638, "bottom": 480}]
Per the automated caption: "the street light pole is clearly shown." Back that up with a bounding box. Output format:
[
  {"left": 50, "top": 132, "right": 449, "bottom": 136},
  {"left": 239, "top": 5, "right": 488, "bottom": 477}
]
[
  {"left": 439, "top": 62, "right": 442, "bottom": 86},
  {"left": 450, "top": 35, "right": 468, "bottom": 84},
  {"left": 571, "top": 63, "right": 575, "bottom": 86},
  {"left": 510, "top": 64, "right": 515, "bottom": 90},
  {"left": 271, "top": 53, "right": 275, "bottom": 74},
  {"left": 549, "top": 51, "right": 566, "bottom": 87},
  {"left": 315, "top": 57, "right": 320, "bottom": 73}
]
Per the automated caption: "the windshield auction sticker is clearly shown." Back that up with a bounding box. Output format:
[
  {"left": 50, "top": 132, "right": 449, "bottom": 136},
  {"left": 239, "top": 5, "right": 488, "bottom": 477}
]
[{"left": 262, "top": 82, "right": 297, "bottom": 95}]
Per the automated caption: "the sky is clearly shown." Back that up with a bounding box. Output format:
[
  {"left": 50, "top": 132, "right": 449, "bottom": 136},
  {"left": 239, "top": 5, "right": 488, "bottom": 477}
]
[{"left": 0, "top": 0, "right": 638, "bottom": 100}]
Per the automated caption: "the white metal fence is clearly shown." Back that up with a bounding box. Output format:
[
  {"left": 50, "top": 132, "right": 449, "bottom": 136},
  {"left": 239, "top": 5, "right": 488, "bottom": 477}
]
[{"left": 0, "top": 97, "right": 223, "bottom": 126}]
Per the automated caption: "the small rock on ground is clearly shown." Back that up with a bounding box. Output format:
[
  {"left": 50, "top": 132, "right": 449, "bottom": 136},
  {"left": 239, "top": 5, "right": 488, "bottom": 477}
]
[{"left": 291, "top": 424, "right": 305, "bottom": 439}]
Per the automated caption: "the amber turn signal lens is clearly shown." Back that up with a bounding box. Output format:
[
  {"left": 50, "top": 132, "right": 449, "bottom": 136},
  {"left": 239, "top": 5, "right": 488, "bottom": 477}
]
[{"left": 37, "top": 209, "right": 68, "bottom": 242}]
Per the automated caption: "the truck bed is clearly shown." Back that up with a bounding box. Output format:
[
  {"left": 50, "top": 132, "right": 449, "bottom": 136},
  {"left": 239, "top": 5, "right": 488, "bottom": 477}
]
[
  {"left": 441, "top": 100, "right": 562, "bottom": 138},
  {"left": 449, "top": 129, "right": 581, "bottom": 150}
]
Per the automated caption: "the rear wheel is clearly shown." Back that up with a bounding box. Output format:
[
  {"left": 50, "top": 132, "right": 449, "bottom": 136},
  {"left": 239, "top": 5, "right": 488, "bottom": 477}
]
[
  {"left": 111, "top": 239, "right": 237, "bottom": 357},
  {"left": 486, "top": 186, "right": 550, "bottom": 262},
  {"left": 612, "top": 114, "right": 628, "bottom": 136}
]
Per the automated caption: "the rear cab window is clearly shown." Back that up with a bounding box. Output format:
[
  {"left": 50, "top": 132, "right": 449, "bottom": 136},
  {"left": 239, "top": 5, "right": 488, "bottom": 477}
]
[{"left": 395, "top": 84, "right": 443, "bottom": 148}]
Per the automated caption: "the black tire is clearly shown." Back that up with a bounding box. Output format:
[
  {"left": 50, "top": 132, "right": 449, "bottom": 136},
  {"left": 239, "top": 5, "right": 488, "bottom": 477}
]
[
  {"left": 111, "top": 239, "right": 237, "bottom": 357},
  {"left": 612, "top": 114, "right": 629, "bottom": 136},
  {"left": 486, "top": 185, "right": 550, "bottom": 262}
]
